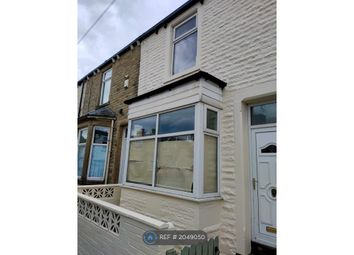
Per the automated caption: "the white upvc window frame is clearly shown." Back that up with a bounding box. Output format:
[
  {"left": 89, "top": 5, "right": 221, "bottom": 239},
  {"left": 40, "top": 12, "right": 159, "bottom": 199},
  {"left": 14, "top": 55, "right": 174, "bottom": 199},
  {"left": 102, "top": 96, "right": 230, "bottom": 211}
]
[
  {"left": 171, "top": 14, "right": 198, "bottom": 76},
  {"left": 87, "top": 126, "right": 110, "bottom": 181},
  {"left": 100, "top": 69, "right": 112, "bottom": 105},
  {"left": 204, "top": 105, "right": 219, "bottom": 134},
  {"left": 122, "top": 103, "right": 220, "bottom": 199},
  {"left": 78, "top": 128, "right": 88, "bottom": 179},
  {"left": 202, "top": 104, "right": 220, "bottom": 197}
]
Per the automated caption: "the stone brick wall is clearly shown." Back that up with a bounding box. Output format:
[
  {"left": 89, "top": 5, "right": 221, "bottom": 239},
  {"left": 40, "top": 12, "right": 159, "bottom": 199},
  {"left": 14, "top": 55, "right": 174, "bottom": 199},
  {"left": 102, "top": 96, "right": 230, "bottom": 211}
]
[{"left": 79, "top": 46, "right": 140, "bottom": 185}]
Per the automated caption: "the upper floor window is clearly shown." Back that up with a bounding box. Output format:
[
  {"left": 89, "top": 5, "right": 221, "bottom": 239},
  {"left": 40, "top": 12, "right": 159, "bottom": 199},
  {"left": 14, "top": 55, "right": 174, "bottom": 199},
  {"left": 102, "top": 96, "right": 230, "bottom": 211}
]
[
  {"left": 100, "top": 69, "right": 112, "bottom": 105},
  {"left": 172, "top": 15, "right": 197, "bottom": 75}
]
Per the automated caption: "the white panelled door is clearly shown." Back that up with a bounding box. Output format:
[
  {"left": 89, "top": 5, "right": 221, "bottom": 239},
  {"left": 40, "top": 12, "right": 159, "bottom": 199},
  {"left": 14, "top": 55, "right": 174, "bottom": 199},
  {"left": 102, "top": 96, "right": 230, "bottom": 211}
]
[{"left": 251, "top": 126, "right": 276, "bottom": 247}]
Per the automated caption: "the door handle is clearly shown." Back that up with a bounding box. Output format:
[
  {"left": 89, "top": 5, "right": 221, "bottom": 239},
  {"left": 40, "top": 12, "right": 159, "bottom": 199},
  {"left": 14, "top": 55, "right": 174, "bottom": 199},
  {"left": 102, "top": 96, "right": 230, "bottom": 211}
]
[{"left": 252, "top": 178, "right": 257, "bottom": 190}]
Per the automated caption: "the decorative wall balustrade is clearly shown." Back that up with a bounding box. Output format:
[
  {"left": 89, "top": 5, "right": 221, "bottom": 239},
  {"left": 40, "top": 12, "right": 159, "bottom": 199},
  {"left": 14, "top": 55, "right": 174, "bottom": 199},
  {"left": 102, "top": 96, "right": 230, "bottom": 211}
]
[
  {"left": 78, "top": 184, "right": 121, "bottom": 205},
  {"left": 78, "top": 195, "right": 120, "bottom": 236},
  {"left": 78, "top": 193, "right": 174, "bottom": 255},
  {"left": 81, "top": 186, "right": 114, "bottom": 198}
]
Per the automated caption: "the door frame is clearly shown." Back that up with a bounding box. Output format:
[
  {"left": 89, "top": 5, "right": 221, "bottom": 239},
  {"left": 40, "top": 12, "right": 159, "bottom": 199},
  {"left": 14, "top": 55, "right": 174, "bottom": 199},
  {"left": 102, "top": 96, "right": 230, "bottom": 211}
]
[{"left": 249, "top": 102, "right": 276, "bottom": 248}]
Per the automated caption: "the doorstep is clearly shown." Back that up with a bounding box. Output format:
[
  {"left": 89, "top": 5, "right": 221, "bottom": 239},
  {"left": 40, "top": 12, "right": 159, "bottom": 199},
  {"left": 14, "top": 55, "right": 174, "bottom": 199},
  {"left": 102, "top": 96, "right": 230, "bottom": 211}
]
[{"left": 251, "top": 241, "right": 276, "bottom": 255}]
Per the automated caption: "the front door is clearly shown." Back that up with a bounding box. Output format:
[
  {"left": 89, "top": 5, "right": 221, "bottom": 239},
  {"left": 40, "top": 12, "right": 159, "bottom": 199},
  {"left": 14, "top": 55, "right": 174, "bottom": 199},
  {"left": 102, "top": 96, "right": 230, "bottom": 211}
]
[
  {"left": 251, "top": 127, "right": 276, "bottom": 247},
  {"left": 250, "top": 102, "right": 276, "bottom": 248}
]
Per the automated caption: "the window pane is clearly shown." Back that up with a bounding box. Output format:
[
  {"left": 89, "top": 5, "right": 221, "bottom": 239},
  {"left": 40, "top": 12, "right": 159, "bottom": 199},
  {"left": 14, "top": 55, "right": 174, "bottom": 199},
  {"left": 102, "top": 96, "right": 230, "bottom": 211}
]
[
  {"left": 104, "top": 69, "right": 112, "bottom": 79},
  {"left": 173, "top": 31, "right": 197, "bottom": 74},
  {"left": 93, "top": 127, "right": 109, "bottom": 144},
  {"left": 251, "top": 102, "right": 276, "bottom": 125},
  {"left": 131, "top": 116, "right": 156, "bottom": 137},
  {"left": 101, "top": 79, "right": 111, "bottom": 104},
  {"left": 78, "top": 145, "right": 85, "bottom": 177},
  {"left": 159, "top": 107, "right": 194, "bottom": 134},
  {"left": 204, "top": 135, "right": 217, "bottom": 193},
  {"left": 156, "top": 135, "right": 194, "bottom": 192},
  {"left": 175, "top": 16, "right": 196, "bottom": 39},
  {"left": 206, "top": 109, "right": 217, "bottom": 131},
  {"left": 79, "top": 129, "right": 87, "bottom": 143},
  {"left": 88, "top": 145, "right": 107, "bottom": 178},
  {"left": 127, "top": 139, "right": 154, "bottom": 185}
]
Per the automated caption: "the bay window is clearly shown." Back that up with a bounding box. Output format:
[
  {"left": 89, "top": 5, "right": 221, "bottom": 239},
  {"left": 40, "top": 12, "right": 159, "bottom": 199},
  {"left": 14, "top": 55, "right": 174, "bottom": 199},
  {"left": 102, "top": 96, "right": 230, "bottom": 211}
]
[{"left": 124, "top": 104, "right": 220, "bottom": 198}]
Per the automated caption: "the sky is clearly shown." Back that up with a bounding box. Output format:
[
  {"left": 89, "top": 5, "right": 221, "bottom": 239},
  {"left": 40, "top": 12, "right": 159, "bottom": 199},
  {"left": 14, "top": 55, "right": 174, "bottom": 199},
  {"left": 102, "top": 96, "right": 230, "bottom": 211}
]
[{"left": 78, "top": 0, "right": 189, "bottom": 80}]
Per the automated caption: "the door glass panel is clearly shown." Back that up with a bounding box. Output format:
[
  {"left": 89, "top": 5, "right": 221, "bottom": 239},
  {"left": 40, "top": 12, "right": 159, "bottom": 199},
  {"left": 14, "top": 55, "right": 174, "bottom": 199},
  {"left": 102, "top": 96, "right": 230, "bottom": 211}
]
[
  {"left": 156, "top": 135, "right": 194, "bottom": 192},
  {"left": 261, "top": 144, "right": 276, "bottom": 153},
  {"left": 251, "top": 102, "right": 276, "bottom": 125},
  {"left": 158, "top": 107, "right": 195, "bottom": 134},
  {"left": 131, "top": 116, "right": 156, "bottom": 138}
]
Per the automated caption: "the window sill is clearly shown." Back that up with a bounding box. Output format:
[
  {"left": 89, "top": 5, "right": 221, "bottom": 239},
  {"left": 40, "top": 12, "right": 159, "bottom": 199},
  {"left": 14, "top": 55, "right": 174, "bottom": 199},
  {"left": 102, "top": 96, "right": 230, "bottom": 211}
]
[
  {"left": 163, "top": 66, "right": 201, "bottom": 86},
  {"left": 96, "top": 102, "right": 110, "bottom": 109},
  {"left": 118, "top": 183, "right": 222, "bottom": 203}
]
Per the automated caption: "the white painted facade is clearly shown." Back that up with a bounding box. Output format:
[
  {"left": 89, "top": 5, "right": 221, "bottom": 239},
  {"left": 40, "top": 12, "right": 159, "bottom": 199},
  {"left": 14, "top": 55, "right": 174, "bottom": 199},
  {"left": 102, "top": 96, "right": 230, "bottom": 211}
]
[{"left": 121, "top": 0, "right": 276, "bottom": 254}]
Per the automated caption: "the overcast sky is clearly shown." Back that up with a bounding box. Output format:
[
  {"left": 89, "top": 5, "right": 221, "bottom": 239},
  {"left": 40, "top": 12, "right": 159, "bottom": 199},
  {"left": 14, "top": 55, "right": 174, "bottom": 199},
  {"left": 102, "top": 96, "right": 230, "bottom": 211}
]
[{"left": 78, "top": 0, "right": 189, "bottom": 80}]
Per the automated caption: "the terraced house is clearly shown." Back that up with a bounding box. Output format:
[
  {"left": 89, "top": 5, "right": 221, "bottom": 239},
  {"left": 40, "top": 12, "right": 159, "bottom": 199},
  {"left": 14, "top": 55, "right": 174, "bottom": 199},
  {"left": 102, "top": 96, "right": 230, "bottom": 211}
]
[
  {"left": 77, "top": 43, "right": 140, "bottom": 185},
  {"left": 78, "top": 0, "right": 276, "bottom": 254}
]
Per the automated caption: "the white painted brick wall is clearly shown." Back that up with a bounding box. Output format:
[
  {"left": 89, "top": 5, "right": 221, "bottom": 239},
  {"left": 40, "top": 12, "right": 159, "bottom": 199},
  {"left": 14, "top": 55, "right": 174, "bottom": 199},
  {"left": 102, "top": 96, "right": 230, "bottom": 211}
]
[
  {"left": 135, "top": 0, "right": 276, "bottom": 254},
  {"left": 120, "top": 188, "right": 222, "bottom": 231},
  {"left": 138, "top": 28, "right": 168, "bottom": 95},
  {"left": 138, "top": 0, "right": 275, "bottom": 94}
]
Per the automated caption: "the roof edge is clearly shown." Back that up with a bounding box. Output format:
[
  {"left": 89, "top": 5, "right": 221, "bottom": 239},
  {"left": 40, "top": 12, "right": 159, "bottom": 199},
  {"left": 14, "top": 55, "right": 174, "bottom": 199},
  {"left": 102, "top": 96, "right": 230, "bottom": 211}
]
[{"left": 124, "top": 70, "right": 227, "bottom": 105}]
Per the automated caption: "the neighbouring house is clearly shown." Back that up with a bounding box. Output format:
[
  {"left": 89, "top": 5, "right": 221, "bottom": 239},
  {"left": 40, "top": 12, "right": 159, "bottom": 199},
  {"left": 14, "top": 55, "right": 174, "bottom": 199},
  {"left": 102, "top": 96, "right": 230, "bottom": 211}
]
[
  {"left": 78, "top": 0, "right": 276, "bottom": 255},
  {"left": 77, "top": 43, "right": 140, "bottom": 185}
]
